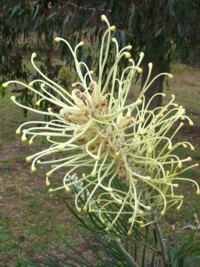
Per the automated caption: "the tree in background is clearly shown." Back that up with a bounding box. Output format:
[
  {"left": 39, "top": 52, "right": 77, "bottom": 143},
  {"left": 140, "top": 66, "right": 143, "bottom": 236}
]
[
  {"left": 1, "top": 0, "right": 200, "bottom": 108},
  {"left": 100, "top": 0, "right": 199, "bottom": 109}
]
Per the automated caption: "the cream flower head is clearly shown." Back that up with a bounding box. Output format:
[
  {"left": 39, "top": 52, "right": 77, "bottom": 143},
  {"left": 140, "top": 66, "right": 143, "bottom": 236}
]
[{"left": 3, "top": 15, "right": 199, "bottom": 235}]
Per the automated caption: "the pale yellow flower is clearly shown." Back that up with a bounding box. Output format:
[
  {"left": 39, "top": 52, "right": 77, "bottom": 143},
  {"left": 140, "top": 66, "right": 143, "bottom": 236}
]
[{"left": 3, "top": 15, "right": 199, "bottom": 235}]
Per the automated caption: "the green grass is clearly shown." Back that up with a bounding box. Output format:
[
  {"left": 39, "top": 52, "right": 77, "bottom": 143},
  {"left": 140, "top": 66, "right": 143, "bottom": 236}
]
[
  {"left": 0, "top": 91, "right": 81, "bottom": 266},
  {"left": 0, "top": 62, "right": 200, "bottom": 266}
]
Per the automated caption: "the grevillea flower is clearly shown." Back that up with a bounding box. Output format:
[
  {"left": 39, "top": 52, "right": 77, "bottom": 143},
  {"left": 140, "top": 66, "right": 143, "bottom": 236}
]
[{"left": 3, "top": 15, "right": 199, "bottom": 235}]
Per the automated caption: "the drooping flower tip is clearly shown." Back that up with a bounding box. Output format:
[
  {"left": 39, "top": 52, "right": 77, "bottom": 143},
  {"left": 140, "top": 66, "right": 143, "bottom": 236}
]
[
  {"left": 31, "top": 166, "right": 36, "bottom": 172},
  {"left": 106, "top": 187, "right": 113, "bottom": 193},
  {"left": 160, "top": 210, "right": 165, "bottom": 216},
  {"left": 10, "top": 96, "right": 16, "bottom": 101},
  {"left": 196, "top": 189, "right": 200, "bottom": 195},
  {"left": 138, "top": 210, "right": 144, "bottom": 215},
  {"left": 125, "top": 110, "right": 131, "bottom": 118},
  {"left": 83, "top": 205, "right": 87, "bottom": 211},
  {"left": 191, "top": 145, "right": 195, "bottom": 151},
  {"left": 110, "top": 25, "right": 116, "bottom": 31},
  {"left": 65, "top": 186, "right": 70, "bottom": 192},
  {"left": 35, "top": 100, "right": 40, "bottom": 106},
  {"left": 176, "top": 202, "right": 183, "bottom": 210},
  {"left": 16, "top": 129, "right": 21, "bottom": 135},
  {"left": 105, "top": 227, "right": 110, "bottom": 232},
  {"left": 181, "top": 116, "right": 185, "bottom": 120},
  {"left": 91, "top": 171, "right": 96, "bottom": 178},
  {"left": 26, "top": 156, "right": 32, "bottom": 163},
  {"left": 168, "top": 144, "right": 172, "bottom": 150},
  {"left": 148, "top": 62, "right": 153, "bottom": 68},
  {"left": 125, "top": 52, "right": 131, "bottom": 59},
  {"left": 147, "top": 147, "right": 152, "bottom": 153},
  {"left": 172, "top": 103, "right": 179, "bottom": 107},
  {"left": 2, "top": 82, "right": 8, "bottom": 88},
  {"left": 136, "top": 98, "right": 143, "bottom": 105},
  {"left": 94, "top": 155, "right": 100, "bottom": 161},
  {"left": 21, "top": 136, "right": 27, "bottom": 142},
  {"left": 145, "top": 206, "right": 152, "bottom": 211},
  {"left": 128, "top": 217, "right": 133, "bottom": 223},
  {"left": 46, "top": 177, "right": 50, "bottom": 187},
  {"left": 46, "top": 171, "right": 52, "bottom": 177},
  {"left": 78, "top": 41, "right": 84, "bottom": 46},
  {"left": 28, "top": 82, "right": 33, "bottom": 87},
  {"left": 57, "top": 144, "right": 64, "bottom": 151},
  {"left": 101, "top": 14, "right": 107, "bottom": 21},
  {"left": 136, "top": 67, "right": 143, "bottom": 73},
  {"left": 88, "top": 208, "right": 94, "bottom": 213},
  {"left": 32, "top": 52, "right": 37, "bottom": 58},
  {"left": 127, "top": 230, "right": 132, "bottom": 236},
  {"left": 178, "top": 162, "right": 182, "bottom": 169},
  {"left": 111, "top": 37, "right": 117, "bottom": 43},
  {"left": 100, "top": 219, "right": 105, "bottom": 224},
  {"left": 139, "top": 51, "right": 144, "bottom": 58},
  {"left": 28, "top": 140, "right": 33, "bottom": 145},
  {"left": 127, "top": 45, "right": 132, "bottom": 50},
  {"left": 41, "top": 83, "right": 45, "bottom": 88},
  {"left": 76, "top": 207, "right": 82, "bottom": 213},
  {"left": 55, "top": 37, "right": 61, "bottom": 42},
  {"left": 189, "top": 120, "right": 194, "bottom": 126},
  {"left": 168, "top": 74, "right": 173, "bottom": 79},
  {"left": 116, "top": 199, "right": 123, "bottom": 204}
]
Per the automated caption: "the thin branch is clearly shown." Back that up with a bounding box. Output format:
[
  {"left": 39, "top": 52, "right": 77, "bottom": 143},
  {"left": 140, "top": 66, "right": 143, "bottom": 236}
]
[
  {"left": 116, "top": 241, "right": 140, "bottom": 267},
  {"left": 155, "top": 222, "right": 169, "bottom": 267}
]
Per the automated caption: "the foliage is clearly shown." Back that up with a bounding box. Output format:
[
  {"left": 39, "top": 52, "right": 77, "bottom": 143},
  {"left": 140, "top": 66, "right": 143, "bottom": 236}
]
[
  {"left": 27, "top": 197, "right": 200, "bottom": 267},
  {"left": 1, "top": 1, "right": 200, "bottom": 107},
  {"left": 105, "top": 0, "right": 200, "bottom": 108},
  {"left": 0, "top": 0, "right": 31, "bottom": 88}
]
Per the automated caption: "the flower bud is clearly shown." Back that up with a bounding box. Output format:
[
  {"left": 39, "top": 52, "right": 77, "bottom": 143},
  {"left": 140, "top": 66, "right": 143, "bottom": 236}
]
[
  {"left": 101, "top": 15, "right": 107, "bottom": 21},
  {"left": 110, "top": 25, "right": 116, "bottom": 31},
  {"left": 55, "top": 37, "right": 61, "bottom": 42},
  {"left": 2, "top": 83, "right": 8, "bottom": 88}
]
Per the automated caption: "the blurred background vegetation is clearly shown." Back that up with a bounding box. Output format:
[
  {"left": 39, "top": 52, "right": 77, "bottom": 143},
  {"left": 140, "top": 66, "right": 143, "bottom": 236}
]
[{"left": 1, "top": 0, "right": 200, "bottom": 107}]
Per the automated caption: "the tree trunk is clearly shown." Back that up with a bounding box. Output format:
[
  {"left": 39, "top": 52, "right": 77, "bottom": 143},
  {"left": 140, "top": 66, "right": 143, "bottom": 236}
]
[{"left": 141, "top": 57, "right": 165, "bottom": 111}]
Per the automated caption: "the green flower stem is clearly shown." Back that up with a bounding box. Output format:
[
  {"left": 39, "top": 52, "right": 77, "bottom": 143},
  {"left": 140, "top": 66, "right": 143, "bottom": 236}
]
[
  {"left": 155, "top": 222, "right": 169, "bottom": 267},
  {"left": 116, "top": 241, "right": 140, "bottom": 267}
]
